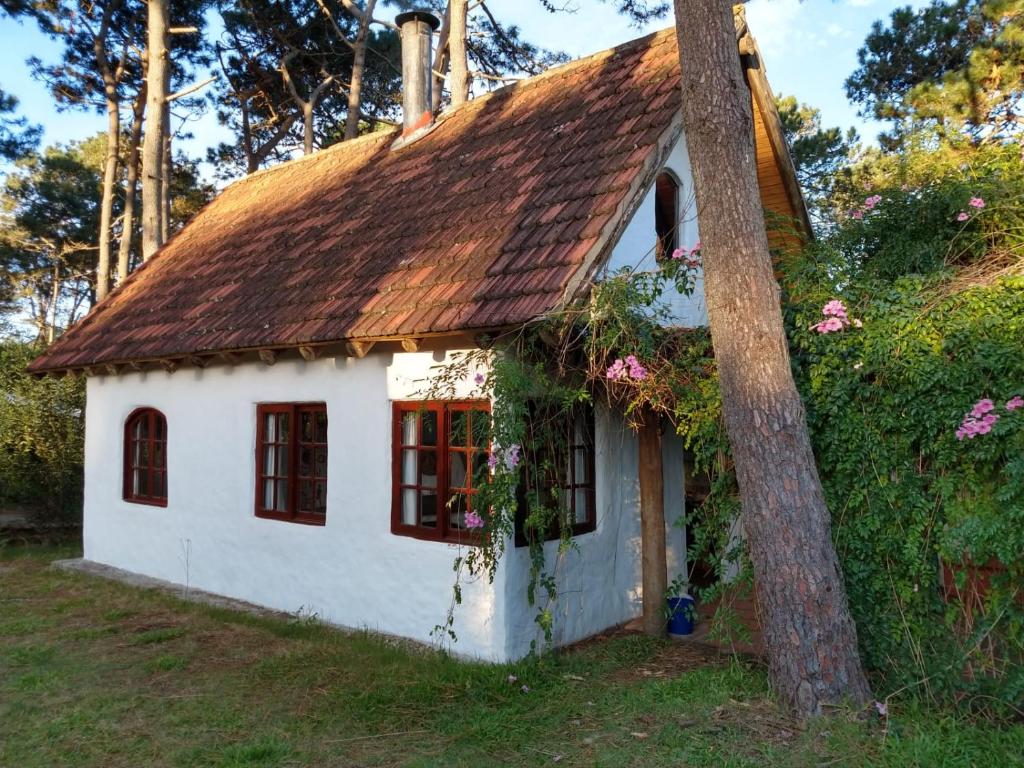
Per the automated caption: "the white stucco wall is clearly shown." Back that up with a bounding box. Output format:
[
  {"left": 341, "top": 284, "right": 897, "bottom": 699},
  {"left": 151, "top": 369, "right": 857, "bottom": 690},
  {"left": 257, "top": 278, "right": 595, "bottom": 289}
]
[
  {"left": 83, "top": 351, "right": 509, "bottom": 660},
  {"left": 603, "top": 134, "right": 708, "bottom": 327}
]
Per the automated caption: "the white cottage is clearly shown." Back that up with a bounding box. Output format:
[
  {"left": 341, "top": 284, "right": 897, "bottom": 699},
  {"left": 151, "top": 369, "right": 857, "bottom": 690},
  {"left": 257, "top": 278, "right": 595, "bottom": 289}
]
[{"left": 30, "top": 11, "right": 808, "bottom": 661}]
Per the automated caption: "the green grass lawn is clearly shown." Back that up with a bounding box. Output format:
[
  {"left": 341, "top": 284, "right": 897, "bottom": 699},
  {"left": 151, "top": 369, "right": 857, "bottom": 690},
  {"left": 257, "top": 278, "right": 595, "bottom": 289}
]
[{"left": 1, "top": 546, "right": 1021, "bottom": 767}]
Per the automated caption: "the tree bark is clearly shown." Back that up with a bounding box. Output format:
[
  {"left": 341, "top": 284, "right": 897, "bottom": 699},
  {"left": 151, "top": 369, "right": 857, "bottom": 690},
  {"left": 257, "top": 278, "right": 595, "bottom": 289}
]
[
  {"left": 92, "top": 0, "right": 124, "bottom": 301},
  {"left": 638, "top": 408, "right": 667, "bottom": 636},
  {"left": 672, "top": 0, "right": 871, "bottom": 716},
  {"left": 449, "top": 0, "right": 469, "bottom": 107},
  {"left": 142, "top": 0, "right": 168, "bottom": 260},
  {"left": 117, "top": 83, "right": 146, "bottom": 284},
  {"left": 343, "top": 0, "right": 376, "bottom": 140},
  {"left": 161, "top": 99, "right": 171, "bottom": 242}
]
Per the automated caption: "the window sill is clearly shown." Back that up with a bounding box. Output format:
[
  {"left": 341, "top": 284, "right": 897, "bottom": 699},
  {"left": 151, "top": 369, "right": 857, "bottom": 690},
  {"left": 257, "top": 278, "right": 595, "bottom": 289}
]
[
  {"left": 124, "top": 497, "right": 168, "bottom": 508},
  {"left": 255, "top": 511, "right": 326, "bottom": 526},
  {"left": 391, "top": 525, "right": 482, "bottom": 546}
]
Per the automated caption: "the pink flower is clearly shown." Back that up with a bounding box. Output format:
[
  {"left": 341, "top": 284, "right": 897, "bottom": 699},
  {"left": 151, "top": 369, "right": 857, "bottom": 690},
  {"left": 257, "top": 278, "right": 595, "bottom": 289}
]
[
  {"left": 670, "top": 248, "right": 685, "bottom": 261},
  {"left": 957, "top": 212, "right": 969, "bottom": 222},
  {"left": 691, "top": 239, "right": 701, "bottom": 252},
  {"left": 504, "top": 444, "right": 521, "bottom": 470},
  {"left": 464, "top": 511, "right": 484, "bottom": 529},
  {"left": 606, "top": 359, "right": 627, "bottom": 380},
  {"left": 969, "top": 197, "right": 985, "bottom": 209},
  {"left": 487, "top": 452, "right": 498, "bottom": 469},
  {"left": 851, "top": 210, "right": 864, "bottom": 220},
  {"left": 473, "top": 372, "right": 485, "bottom": 385},
  {"left": 874, "top": 701, "right": 888, "bottom": 717},
  {"left": 815, "top": 317, "right": 845, "bottom": 334},
  {"left": 864, "top": 194, "right": 882, "bottom": 210},
  {"left": 822, "top": 300, "right": 849, "bottom": 319},
  {"left": 1006, "top": 396, "right": 1024, "bottom": 411},
  {"left": 970, "top": 399, "right": 995, "bottom": 419},
  {"left": 624, "top": 354, "right": 647, "bottom": 380}
]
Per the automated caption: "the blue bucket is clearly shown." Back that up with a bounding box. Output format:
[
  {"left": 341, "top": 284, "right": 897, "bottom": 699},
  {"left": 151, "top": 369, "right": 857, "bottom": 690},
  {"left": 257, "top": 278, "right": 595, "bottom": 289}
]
[{"left": 667, "top": 596, "right": 696, "bottom": 636}]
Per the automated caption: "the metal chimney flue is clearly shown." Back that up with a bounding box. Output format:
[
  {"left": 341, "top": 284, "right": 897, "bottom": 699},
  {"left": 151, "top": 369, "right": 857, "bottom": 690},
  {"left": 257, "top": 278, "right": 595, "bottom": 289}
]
[{"left": 395, "top": 10, "right": 441, "bottom": 137}]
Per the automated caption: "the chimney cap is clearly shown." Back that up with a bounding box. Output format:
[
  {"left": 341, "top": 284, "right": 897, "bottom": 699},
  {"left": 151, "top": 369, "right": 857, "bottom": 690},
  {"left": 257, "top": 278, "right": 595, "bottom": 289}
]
[{"left": 395, "top": 10, "right": 441, "bottom": 30}]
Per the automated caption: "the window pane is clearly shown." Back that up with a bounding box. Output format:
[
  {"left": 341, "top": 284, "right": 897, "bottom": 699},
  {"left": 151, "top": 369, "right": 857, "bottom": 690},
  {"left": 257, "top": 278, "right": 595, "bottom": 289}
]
[
  {"left": 419, "top": 451, "right": 438, "bottom": 488},
  {"left": 420, "top": 490, "right": 438, "bottom": 527},
  {"left": 314, "top": 481, "right": 326, "bottom": 514},
  {"left": 154, "top": 415, "right": 165, "bottom": 440},
  {"left": 401, "top": 412, "right": 417, "bottom": 446},
  {"left": 276, "top": 444, "right": 289, "bottom": 477},
  {"left": 574, "top": 488, "right": 589, "bottom": 524},
  {"left": 299, "top": 480, "right": 313, "bottom": 512},
  {"left": 154, "top": 441, "right": 166, "bottom": 470},
  {"left": 449, "top": 451, "right": 467, "bottom": 489},
  {"left": 450, "top": 411, "right": 468, "bottom": 448},
  {"left": 137, "top": 469, "right": 150, "bottom": 497},
  {"left": 275, "top": 479, "right": 289, "bottom": 512},
  {"left": 574, "top": 448, "right": 588, "bottom": 485},
  {"left": 471, "top": 410, "right": 490, "bottom": 448},
  {"left": 135, "top": 416, "right": 149, "bottom": 440},
  {"left": 135, "top": 439, "right": 149, "bottom": 468},
  {"left": 448, "top": 493, "right": 467, "bottom": 529},
  {"left": 402, "top": 449, "right": 417, "bottom": 485},
  {"left": 473, "top": 451, "right": 489, "bottom": 488},
  {"left": 421, "top": 411, "right": 438, "bottom": 446},
  {"left": 402, "top": 488, "right": 417, "bottom": 524},
  {"left": 314, "top": 411, "right": 327, "bottom": 443},
  {"left": 133, "top": 468, "right": 143, "bottom": 496},
  {"left": 263, "top": 445, "right": 276, "bottom": 476},
  {"left": 263, "top": 478, "right": 274, "bottom": 509},
  {"left": 277, "top": 413, "right": 289, "bottom": 443},
  {"left": 299, "top": 445, "right": 312, "bottom": 476},
  {"left": 314, "top": 447, "right": 327, "bottom": 479},
  {"left": 154, "top": 472, "right": 166, "bottom": 499},
  {"left": 301, "top": 411, "right": 314, "bottom": 442},
  {"left": 264, "top": 412, "right": 277, "bottom": 443}
]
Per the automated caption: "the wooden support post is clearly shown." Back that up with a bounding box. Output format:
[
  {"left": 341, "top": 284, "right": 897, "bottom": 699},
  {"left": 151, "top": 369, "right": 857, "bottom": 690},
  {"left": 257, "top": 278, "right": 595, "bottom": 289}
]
[
  {"left": 258, "top": 349, "right": 278, "bottom": 366},
  {"left": 400, "top": 338, "right": 421, "bottom": 353},
  {"left": 220, "top": 351, "right": 243, "bottom": 366},
  {"left": 298, "top": 345, "right": 319, "bottom": 362},
  {"left": 638, "top": 407, "right": 667, "bottom": 636},
  {"left": 160, "top": 359, "right": 178, "bottom": 373}
]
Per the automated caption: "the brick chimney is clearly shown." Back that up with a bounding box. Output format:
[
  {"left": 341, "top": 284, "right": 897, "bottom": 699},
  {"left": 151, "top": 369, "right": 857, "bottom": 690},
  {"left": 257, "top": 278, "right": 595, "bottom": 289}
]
[{"left": 395, "top": 10, "right": 441, "bottom": 137}]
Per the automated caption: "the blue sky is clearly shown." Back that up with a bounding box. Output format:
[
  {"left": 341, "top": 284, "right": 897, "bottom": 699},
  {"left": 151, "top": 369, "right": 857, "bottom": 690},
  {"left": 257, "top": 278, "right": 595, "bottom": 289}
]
[{"left": 0, "top": 0, "right": 924, "bottom": 179}]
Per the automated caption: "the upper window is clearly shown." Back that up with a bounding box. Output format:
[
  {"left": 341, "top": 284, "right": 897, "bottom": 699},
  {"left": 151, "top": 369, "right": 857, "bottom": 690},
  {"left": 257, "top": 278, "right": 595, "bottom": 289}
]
[
  {"left": 654, "top": 171, "right": 680, "bottom": 261},
  {"left": 392, "top": 401, "right": 490, "bottom": 543},
  {"left": 515, "top": 404, "right": 596, "bottom": 547},
  {"left": 255, "top": 403, "right": 328, "bottom": 525},
  {"left": 124, "top": 408, "right": 168, "bottom": 506}
]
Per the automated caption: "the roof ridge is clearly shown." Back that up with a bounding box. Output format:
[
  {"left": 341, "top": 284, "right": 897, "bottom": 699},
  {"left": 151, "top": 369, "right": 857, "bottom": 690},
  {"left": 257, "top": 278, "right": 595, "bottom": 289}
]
[
  {"left": 433, "top": 26, "right": 675, "bottom": 126},
  {"left": 215, "top": 26, "right": 676, "bottom": 191}
]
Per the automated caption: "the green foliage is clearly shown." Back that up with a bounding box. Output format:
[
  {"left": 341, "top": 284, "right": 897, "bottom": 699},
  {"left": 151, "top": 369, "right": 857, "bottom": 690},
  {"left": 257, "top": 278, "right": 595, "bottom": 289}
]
[
  {"left": 782, "top": 143, "right": 1024, "bottom": 710},
  {"left": 0, "top": 339, "right": 84, "bottom": 521},
  {"left": 846, "top": 0, "right": 1024, "bottom": 148},
  {"left": 775, "top": 94, "right": 859, "bottom": 232}
]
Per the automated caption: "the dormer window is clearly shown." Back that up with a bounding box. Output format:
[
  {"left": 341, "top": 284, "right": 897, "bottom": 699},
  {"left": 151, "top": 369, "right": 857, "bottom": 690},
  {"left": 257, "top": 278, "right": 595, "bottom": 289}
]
[{"left": 654, "top": 171, "right": 680, "bottom": 261}]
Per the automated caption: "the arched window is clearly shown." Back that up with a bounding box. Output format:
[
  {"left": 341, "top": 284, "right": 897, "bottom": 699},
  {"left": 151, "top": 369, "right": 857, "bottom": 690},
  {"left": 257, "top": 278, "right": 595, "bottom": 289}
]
[
  {"left": 124, "top": 408, "right": 167, "bottom": 506},
  {"left": 654, "top": 171, "right": 680, "bottom": 261}
]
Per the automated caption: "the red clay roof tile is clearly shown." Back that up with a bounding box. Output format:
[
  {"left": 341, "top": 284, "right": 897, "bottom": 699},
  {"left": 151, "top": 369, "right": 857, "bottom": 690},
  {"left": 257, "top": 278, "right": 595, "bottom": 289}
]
[{"left": 31, "top": 27, "right": 683, "bottom": 372}]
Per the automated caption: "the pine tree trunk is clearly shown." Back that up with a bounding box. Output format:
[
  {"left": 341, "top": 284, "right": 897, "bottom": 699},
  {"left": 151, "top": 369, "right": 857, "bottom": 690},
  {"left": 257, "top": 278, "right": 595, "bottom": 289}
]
[
  {"left": 161, "top": 99, "right": 171, "bottom": 242},
  {"left": 449, "top": 0, "right": 469, "bottom": 106},
  {"left": 96, "top": 86, "right": 118, "bottom": 302},
  {"left": 117, "top": 84, "right": 146, "bottom": 285},
  {"left": 638, "top": 408, "right": 667, "bottom": 636},
  {"left": 672, "top": 0, "right": 871, "bottom": 716},
  {"left": 141, "top": 0, "right": 168, "bottom": 261},
  {"left": 343, "top": 0, "right": 376, "bottom": 140}
]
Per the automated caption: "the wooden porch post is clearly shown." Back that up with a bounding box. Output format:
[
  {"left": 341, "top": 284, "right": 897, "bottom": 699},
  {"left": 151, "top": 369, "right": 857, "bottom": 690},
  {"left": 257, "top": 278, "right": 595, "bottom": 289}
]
[{"left": 638, "top": 407, "right": 667, "bottom": 636}]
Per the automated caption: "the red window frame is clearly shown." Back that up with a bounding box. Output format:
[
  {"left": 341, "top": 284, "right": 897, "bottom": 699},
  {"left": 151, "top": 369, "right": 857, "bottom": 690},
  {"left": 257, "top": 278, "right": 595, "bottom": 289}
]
[
  {"left": 123, "top": 407, "right": 168, "bottom": 507},
  {"left": 391, "top": 400, "right": 490, "bottom": 544},
  {"left": 515, "top": 404, "right": 597, "bottom": 547},
  {"left": 255, "top": 403, "right": 328, "bottom": 526}
]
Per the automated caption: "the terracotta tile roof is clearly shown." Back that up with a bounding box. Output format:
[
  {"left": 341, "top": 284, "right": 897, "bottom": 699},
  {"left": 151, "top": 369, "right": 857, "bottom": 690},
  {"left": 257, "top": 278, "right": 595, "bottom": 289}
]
[{"left": 30, "top": 27, "right": 683, "bottom": 372}]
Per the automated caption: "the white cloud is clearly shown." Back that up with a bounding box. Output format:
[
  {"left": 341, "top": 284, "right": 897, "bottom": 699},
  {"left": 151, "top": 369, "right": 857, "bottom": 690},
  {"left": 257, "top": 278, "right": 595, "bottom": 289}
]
[{"left": 744, "top": 0, "right": 803, "bottom": 57}]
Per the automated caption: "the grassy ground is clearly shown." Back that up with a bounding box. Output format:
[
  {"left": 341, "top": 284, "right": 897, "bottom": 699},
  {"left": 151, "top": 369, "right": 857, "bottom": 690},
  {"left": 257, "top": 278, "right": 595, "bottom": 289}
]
[{"left": 1, "top": 546, "right": 1021, "bottom": 767}]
